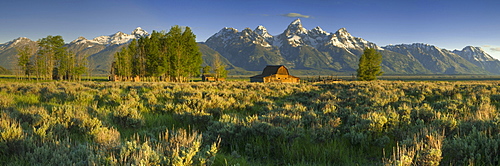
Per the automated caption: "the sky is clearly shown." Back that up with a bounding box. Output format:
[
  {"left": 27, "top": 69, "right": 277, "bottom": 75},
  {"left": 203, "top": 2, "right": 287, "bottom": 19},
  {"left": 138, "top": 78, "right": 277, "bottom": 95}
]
[{"left": 1, "top": 0, "right": 500, "bottom": 58}]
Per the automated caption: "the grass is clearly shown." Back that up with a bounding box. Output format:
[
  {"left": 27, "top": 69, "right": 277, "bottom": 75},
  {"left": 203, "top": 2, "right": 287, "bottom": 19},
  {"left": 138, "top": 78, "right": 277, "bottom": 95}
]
[{"left": 1, "top": 80, "right": 500, "bottom": 165}]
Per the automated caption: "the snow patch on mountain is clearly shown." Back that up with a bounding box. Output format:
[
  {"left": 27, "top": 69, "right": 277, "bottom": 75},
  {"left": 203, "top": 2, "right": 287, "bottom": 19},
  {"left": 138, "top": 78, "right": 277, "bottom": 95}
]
[
  {"left": 207, "top": 18, "right": 383, "bottom": 50},
  {"left": 132, "top": 27, "right": 149, "bottom": 38},
  {"left": 70, "top": 27, "right": 149, "bottom": 46},
  {"left": 0, "top": 37, "right": 33, "bottom": 50},
  {"left": 208, "top": 27, "right": 273, "bottom": 48},
  {"left": 453, "top": 46, "right": 496, "bottom": 62},
  {"left": 384, "top": 43, "right": 441, "bottom": 52},
  {"left": 254, "top": 26, "right": 272, "bottom": 38}
]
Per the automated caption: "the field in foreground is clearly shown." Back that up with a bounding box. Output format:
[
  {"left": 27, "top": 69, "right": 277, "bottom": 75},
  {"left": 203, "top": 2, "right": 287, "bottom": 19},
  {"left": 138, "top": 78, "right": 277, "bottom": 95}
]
[{"left": 1, "top": 81, "right": 500, "bottom": 165}]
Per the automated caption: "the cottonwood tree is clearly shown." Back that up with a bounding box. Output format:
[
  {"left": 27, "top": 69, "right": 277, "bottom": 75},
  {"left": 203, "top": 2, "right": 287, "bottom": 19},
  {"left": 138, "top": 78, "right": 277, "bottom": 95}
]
[
  {"left": 202, "top": 66, "right": 211, "bottom": 75},
  {"left": 181, "top": 26, "right": 202, "bottom": 80},
  {"left": 357, "top": 48, "right": 383, "bottom": 81},
  {"left": 212, "top": 55, "right": 227, "bottom": 80},
  {"left": 16, "top": 45, "right": 35, "bottom": 79}
]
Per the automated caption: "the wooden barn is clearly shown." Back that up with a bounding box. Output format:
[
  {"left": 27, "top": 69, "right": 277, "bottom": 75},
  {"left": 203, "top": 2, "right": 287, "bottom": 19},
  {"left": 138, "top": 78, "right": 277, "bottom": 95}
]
[{"left": 250, "top": 65, "right": 300, "bottom": 83}]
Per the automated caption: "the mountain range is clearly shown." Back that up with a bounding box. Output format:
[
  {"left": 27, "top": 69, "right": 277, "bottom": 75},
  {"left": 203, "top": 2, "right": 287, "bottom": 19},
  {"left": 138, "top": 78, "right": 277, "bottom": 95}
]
[{"left": 1, "top": 19, "right": 499, "bottom": 75}]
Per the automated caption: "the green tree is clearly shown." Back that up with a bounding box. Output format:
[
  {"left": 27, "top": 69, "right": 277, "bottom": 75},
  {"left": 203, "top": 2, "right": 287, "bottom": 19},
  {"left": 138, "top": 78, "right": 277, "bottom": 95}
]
[
  {"left": 144, "top": 31, "right": 166, "bottom": 78},
  {"left": 166, "top": 25, "right": 184, "bottom": 82},
  {"left": 113, "top": 42, "right": 134, "bottom": 80},
  {"left": 16, "top": 45, "right": 35, "bottom": 79},
  {"left": 36, "top": 35, "right": 85, "bottom": 81},
  {"left": 72, "top": 53, "right": 88, "bottom": 81},
  {"left": 165, "top": 26, "right": 202, "bottom": 82},
  {"left": 181, "top": 27, "right": 202, "bottom": 78},
  {"left": 57, "top": 51, "right": 75, "bottom": 80},
  {"left": 212, "top": 55, "right": 227, "bottom": 79},
  {"left": 202, "top": 66, "right": 211, "bottom": 75},
  {"left": 112, "top": 26, "right": 202, "bottom": 82},
  {"left": 37, "top": 35, "right": 65, "bottom": 80},
  {"left": 357, "top": 48, "right": 383, "bottom": 81}
]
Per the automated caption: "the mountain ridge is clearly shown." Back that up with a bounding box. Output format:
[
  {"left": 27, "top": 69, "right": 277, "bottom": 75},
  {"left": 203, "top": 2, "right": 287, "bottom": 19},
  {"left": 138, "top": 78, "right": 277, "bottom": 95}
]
[
  {"left": 1, "top": 20, "right": 499, "bottom": 75},
  {"left": 204, "top": 19, "right": 498, "bottom": 75}
]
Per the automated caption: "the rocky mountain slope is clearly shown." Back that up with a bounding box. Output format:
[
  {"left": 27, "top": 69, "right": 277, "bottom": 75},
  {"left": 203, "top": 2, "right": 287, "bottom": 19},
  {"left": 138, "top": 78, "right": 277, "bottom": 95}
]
[
  {"left": 452, "top": 46, "right": 500, "bottom": 74},
  {"left": 383, "top": 43, "right": 488, "bottom": 74},
  {"left": 0, "top": 37, "right": 38, "bottom": 72}
]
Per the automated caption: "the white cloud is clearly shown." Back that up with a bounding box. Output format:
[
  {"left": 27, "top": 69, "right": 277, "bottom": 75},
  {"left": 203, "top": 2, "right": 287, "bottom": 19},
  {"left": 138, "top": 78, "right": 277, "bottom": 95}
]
[
  {"left": 482, "top": 45, "right": 500, "bottom": 52},
  {"left": 281, "top": 13, "right": 311, "bottom": 18},
  {"left": 491, "top": 47, "right": 500, "bottom": 52}
]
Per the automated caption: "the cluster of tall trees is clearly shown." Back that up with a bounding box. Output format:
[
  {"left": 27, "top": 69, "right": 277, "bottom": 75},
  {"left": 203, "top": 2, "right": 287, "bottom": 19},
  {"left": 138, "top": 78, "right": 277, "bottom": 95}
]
[
  {"left": 113, "top": 26, "right": 202, "bottom": 82},
  {"left": 16, "top": 35, "right": 87, "bottom": 81}
]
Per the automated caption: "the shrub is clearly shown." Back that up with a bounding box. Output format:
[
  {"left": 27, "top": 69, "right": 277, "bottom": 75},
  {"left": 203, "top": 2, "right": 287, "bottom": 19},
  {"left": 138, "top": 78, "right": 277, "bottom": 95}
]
[
  {"left": 0, "top": 112, "right": 25, "bottom": 156},
  {"left": 442, "top": 128, "right": 500, "bottom": 165},
  {"left": 0, "top": 92, "right": 14, "bottom": 108},
  {"left": 385, "top": 128, "right": 444, "bottom": 166},
  {"left": 93, "top": 127, "right": 121, "bottom": 149},
  {"left": 111, "top": 102, "right": 144, "bottom": 128},
  {"left": 25, "top": 139, "right": 91, "bottom": 166}
]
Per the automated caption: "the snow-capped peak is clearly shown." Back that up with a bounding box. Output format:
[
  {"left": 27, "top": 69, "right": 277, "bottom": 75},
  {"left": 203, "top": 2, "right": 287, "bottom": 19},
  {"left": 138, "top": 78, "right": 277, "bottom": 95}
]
[
  {"left": 453, "top": 46, "right": 495, "bottom": 62},
  {"left": 463, "top": 46, "right": 483, "bottom": 52},
  {"left": 12, "top": 37, "right": 30, "bottom": 44},
  {"left": 256, "top": 25, "right": 266, "bottom": 30},
  {"left": 70, "top": 36, "right": 89, "bottom": 44},
  {"left": 285, "top": 18, "right": 308, "bottom": 35},
  {"left": 384, "top": 43, "right": 440, "bottom": 52},
  {"left": 132, "top": 27, "right": 149, "bottom": 38},
  {"left": 89, "top": 29, "right": 141, "bottom": 45},
  {"left": 254, "top": 25, "right": 273, "bottom": 39},
  {"left": 0, "top": 37, "right": 31, "bottom": 50},
  {"left": 3, "top": 37, "right": 32, "bottom": 48},
  {"left": 214, "top": 27, "right": 238, "bottom": 37},
  {"left": 109, "top": 31, "right": 135, "bottom": 45},
  {"left": 207, "top": 19, "right": 380, "bottom": 50},
  {"left": 310, "top": 26, "right": 330, "bottom": 35},
  {"left": 335, "top": 28, "right": 351, "bottom": 38},
  {"left": 291, "top": 18, "right": 301, "bottom": 25}
]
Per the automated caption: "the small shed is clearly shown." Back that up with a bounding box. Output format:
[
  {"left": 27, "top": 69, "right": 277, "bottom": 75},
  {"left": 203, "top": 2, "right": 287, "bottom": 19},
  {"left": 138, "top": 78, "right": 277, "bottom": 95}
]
[
  {"left": 250, "top": 65, "right": 300, "bottom": 83},
  {"left": 202, "top": 74, "right": 225, "bottom": 82}
]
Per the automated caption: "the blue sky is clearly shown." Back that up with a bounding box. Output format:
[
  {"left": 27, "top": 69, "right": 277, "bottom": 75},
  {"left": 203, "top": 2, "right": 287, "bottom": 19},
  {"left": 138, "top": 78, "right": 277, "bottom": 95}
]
[{"left": 2, "top": 0, "right": 500, "bottom": 58}]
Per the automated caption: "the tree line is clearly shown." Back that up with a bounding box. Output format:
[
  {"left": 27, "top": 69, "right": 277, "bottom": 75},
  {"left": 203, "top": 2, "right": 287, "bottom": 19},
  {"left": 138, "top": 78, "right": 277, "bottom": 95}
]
[
  {"left": 112, "top": 25, "right": 203, "bottom": 82},
  {"left": 16, "top": 35, "right": 87, "bottom": 81}
]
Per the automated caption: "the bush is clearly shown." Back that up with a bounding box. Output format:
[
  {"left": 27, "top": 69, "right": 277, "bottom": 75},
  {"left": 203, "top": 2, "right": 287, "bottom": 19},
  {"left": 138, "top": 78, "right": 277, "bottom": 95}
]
[
  {"left": 0, "top": 112, "right": 25, "bottom": 156},
  {"left": 111, "top": 102, "right": 144, "bottom": 128}
]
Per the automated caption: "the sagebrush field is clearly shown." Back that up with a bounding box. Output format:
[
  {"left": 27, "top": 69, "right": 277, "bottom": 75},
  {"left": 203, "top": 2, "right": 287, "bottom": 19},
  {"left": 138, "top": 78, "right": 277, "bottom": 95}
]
[{"left": 1, "top": 80, "right": 500, "bottom": 165}]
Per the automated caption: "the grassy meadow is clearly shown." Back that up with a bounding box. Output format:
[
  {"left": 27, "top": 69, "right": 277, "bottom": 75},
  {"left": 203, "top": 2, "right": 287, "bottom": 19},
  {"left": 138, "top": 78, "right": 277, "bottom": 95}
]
[{"left": 1, "top": 79, "right": 500, "bottom": 165}]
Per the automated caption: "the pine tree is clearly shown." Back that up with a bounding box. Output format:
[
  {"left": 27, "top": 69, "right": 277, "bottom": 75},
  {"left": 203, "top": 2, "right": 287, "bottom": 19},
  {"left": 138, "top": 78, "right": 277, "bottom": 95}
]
[{"left": 357, "top": 48, "right": 383, "bottom": 81}]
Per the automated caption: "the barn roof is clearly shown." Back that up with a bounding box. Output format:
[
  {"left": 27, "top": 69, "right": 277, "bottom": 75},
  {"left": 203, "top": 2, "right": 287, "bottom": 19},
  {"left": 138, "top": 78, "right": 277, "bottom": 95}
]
[{"left": 251, "top": 65, "right": 290, "bottom": 78}]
